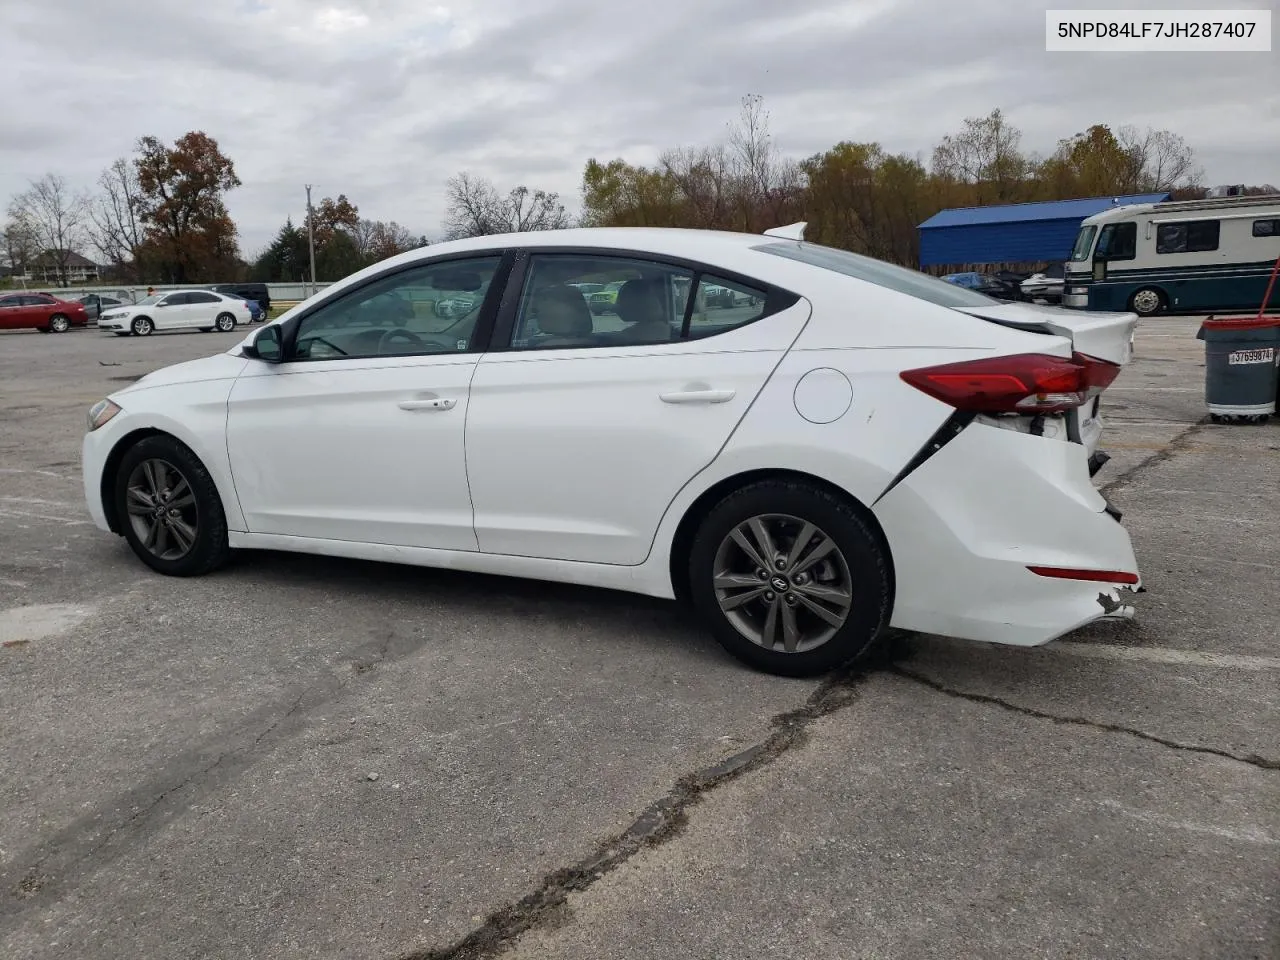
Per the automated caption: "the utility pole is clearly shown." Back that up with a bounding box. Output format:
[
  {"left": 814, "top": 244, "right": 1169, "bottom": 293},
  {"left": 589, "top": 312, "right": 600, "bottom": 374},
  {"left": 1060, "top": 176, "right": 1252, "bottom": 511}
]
[{"left": 305, "top": 184, "right": 317, "bottom": 298}]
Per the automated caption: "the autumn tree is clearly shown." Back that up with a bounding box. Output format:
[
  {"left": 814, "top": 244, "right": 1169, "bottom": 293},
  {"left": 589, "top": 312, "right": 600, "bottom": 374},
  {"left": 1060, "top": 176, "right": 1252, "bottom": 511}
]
[
  {"left": 1035, "top": 124, "right": 1201, "bottom": 198},
  {"left": 6, "top": 174, "right": 89, "bottom": 284},
  {"left": 442, "top": 172, "right": 570, "bottom": 238},
  {"left": 580, "top": 159, "right": 685, "bottom": 227},
  {"left": 134, "top": 131, "right": 241, "bottom": 283},
  {"left": 802, "top": 143, "right": 932, "bottom": 264}
]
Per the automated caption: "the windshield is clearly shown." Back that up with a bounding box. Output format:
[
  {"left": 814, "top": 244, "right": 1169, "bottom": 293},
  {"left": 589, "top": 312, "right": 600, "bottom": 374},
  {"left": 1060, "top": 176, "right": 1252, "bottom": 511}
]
[
  {"left": 755, "top": 242, "right": 1001, "bottom": 308},
  {"left": 1070, "top": 225, "right": 1097, "bottom": 262},
  {"left": 134, "top": 295, "right": 161, "bottom": 306}
]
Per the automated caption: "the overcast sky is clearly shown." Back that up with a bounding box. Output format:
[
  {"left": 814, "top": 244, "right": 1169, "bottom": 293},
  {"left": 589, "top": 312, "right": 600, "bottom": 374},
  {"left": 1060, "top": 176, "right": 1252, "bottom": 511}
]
[{"left": 1, "top": 0, "right": 1276, "bottom": 257}]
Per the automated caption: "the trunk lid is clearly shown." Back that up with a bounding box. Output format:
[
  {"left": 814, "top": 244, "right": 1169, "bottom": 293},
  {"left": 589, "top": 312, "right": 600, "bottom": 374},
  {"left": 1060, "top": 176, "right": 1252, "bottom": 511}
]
[{"left": 954, "top": 301, "right": 1137, "bottom": 366}]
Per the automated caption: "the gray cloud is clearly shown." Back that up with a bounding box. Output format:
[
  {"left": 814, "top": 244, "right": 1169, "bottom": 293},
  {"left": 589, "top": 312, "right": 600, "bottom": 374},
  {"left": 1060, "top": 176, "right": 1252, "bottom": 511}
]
[{"left": 1, "top": 0, "right": 1274, "bottom": 258}]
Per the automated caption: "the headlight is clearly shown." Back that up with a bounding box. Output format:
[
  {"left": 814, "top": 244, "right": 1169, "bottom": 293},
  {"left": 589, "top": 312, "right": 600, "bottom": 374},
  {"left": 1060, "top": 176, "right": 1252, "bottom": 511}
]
[{"left": 87, "top": 399, "right": 122, "bottom": 432}]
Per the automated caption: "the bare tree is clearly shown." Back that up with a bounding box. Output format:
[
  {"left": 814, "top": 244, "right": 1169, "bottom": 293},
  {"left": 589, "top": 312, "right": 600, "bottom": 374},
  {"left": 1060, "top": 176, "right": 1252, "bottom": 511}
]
[
  {"left": 443, "top": 172, "right": 504, "bottom": 238},
  {"left": 1118, "top": 127, "right": 1202, "bottom": 191},
  {"left": 87, "top": 158, "right": 145, "bottom": 272},
  {"left": 660, "top": 145, "right": 733, "bottom": 229},
  {"left": 7, "top": 174, "right": 88, "bottom": 285},
  {"left": 442, "top": 172, "right": 569, "bottom": 238},
  {"left": 931, "top": 109, "right": 1030, "bottom": 203}
]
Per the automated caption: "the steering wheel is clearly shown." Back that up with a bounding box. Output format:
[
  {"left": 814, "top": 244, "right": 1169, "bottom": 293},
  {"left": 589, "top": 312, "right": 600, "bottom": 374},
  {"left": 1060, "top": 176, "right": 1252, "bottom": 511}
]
[{"left": 377, "top": 327, "right": 427, "bottom": 353}]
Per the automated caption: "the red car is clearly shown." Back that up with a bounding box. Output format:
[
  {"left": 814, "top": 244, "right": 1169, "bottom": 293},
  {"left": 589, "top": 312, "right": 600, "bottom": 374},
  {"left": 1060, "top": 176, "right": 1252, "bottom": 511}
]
[{"left": 0, "top": 292, "right": 90, "bottom": 333}]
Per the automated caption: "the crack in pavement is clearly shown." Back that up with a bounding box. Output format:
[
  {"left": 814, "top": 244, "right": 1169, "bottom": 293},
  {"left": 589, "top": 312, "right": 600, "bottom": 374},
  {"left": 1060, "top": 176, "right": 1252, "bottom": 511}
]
[
  {"left": 893, "top": 666, "right": 1279, "bottom": 771},
  {"left": 398, "top": 642, "right": 905, "bottom": 960},
  {"left": 1100, "top": 419, "right": 1208, "bottom": 497}
]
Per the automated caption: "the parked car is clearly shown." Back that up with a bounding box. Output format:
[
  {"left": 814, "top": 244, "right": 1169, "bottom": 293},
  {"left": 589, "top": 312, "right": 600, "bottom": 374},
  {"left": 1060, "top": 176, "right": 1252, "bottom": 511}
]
[
  {"left": 209, "top": 283, "right": 271, "bottom": 314},
  {"left": 940, "top": 271, "right": 1023, "bottom": 301},
  {"left": 219, "top": 292, "right": 266, "bottom": 322},
  {"left": 1021, "top": 262, "right": 1066, "bottom": 303},
  {"left": 97, "top": 290, "right": 252, "bottom": 336},
  {"left": 0, "top": 292, "right": 90, "bottom": 332},
  {"left": 76, "top": 292, "right": 135, "bottom": 321},
  {"left": 82, "top": 225, "right": 1140, "bottom": 678}
]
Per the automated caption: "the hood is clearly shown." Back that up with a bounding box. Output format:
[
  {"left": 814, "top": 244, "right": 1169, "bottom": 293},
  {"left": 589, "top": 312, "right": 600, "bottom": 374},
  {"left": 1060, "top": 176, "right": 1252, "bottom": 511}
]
[
  {"left": 954, "top": 301, "right": 1137, "bottom": 366},
  {"left": 112, "top": 352, "right": 250, "bottom": 397}
]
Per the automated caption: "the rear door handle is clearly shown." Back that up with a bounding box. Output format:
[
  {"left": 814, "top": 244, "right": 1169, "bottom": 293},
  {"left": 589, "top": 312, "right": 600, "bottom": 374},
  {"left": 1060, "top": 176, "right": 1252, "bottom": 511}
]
[
  {"left": 398, "top": 398, "right": 456, "bottom": 411},
  {"left": 659, "top": 389, "right": 736, "bottom": 404}
]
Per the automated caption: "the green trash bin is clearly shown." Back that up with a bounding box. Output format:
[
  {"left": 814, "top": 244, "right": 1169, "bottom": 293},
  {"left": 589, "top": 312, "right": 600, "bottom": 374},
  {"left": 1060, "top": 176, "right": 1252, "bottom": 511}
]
[{"left": 1195, "top": 316, "right": 1280, "bottom": 423}]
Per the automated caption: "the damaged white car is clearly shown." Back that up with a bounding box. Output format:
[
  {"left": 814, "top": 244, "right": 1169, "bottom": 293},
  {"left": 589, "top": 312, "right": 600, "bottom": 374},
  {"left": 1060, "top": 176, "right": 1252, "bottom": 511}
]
[{"left": 82, "top": 224, "right": 1141, "bottom": 676}]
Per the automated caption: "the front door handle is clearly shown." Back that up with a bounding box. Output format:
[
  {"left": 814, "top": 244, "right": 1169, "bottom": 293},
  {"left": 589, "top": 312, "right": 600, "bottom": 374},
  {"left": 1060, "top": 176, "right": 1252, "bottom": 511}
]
[
  {"left": 398, "top": 398, "right": 456, "bottom": 411},
  {"left": 659, "top": 389, "right": 735, "bottom": 405}
]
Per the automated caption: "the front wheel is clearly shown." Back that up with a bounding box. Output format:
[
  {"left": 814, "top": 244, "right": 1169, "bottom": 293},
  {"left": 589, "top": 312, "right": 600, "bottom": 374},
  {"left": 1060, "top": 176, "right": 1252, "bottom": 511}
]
[
  {"left": 114, "top": 435, "right": 230, "bottom": 577},
  {"left": 688, "top": 480, "right": 891, "bottom": 677},
  {"left": 1130, "top": 287, "right": 1165, "bottom": 317},
  {"left": 48, "top": 314, "right": 71, "bottom": 333},
  {"left": 214, "top": 312, "right": 236, "bottom": 332},
  {"left": 132, "top": 316, "right": 154, "bottom": 336}
]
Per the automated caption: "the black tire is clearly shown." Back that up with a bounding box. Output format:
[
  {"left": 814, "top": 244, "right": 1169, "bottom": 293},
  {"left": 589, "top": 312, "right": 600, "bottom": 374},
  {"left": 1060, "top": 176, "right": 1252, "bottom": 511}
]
[
  {"left": 214, "top": 312, "right": 236, "bottom": 332},
  {"left": 132, "top": 315, "right": 154, "bottom": 336},
  {"left": 1129, "top": 287, "right": 1165, "bottom": 317},
  {"left": 114, "top": 332, "right": 130, "bottom": 337},
  {"left": 113, "top": 434, "right": 231, "bottom": 577},
  {"left": 687, "top": 480, "right": 891, "bottom": 677},
  {"left": 48, "top": 314, "right": 71, "bottom": 333}
]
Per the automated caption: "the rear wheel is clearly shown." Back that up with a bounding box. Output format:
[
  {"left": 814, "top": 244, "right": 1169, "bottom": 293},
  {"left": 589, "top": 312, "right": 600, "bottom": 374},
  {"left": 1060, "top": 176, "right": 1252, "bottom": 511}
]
[
  {"left": 48, "top": 314, "right": 71, "bottom": 333},
  {"left": 114, "top": 435, "right": 230, "bottom": 577},
  {"left": 688, "top": 480, "right": 891, "bottom": 677},
  {"left": 1130, "top": 287, "right": 1165, "bottom": 317},
  {"left": 132, "top": 316, "right": 154, "bottom": 336},
  {"left": 214, "top": 312, "right": 236, "bottom": 332}
]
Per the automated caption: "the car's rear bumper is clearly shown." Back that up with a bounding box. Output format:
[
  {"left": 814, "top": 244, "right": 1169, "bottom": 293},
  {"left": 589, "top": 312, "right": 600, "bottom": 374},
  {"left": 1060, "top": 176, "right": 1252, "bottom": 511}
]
[{"left": 873, "top": 422, "right": 1140, "bottom": 647}]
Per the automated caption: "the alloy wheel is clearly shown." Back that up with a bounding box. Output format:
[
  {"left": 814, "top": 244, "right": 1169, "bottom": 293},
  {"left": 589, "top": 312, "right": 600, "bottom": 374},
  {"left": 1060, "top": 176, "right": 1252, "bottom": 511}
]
[
  {"left": 49, "top": 314, "right": 70, "bottom": 333},
  {"left": 125, "top": 458, "right": 199, "bottom": 561},
  {"left": 215, "top": 313, "right": 235, "bottom": 332},
  {"left": 712, "top": 513, "right": 853, "bottom": 654}
]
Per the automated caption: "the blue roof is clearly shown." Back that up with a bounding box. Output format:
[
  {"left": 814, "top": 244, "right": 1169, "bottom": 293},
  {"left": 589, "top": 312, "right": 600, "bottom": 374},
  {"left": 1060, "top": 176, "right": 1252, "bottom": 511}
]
[{"left": 918, "top": 193, "right": 1170, "bottom": 230}]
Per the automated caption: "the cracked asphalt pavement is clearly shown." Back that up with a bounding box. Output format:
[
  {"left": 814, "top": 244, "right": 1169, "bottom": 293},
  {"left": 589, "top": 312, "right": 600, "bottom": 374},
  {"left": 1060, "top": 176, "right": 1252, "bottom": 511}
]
[{"left": 1, "top": 319, "right": 1277, "bottom": 959}]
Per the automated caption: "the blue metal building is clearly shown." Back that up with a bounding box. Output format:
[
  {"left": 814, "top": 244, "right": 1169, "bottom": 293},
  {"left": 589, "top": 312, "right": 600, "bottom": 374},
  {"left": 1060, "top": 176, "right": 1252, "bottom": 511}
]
[{"left": 917, "top": 193, "right": 1170, "bottom": 268}]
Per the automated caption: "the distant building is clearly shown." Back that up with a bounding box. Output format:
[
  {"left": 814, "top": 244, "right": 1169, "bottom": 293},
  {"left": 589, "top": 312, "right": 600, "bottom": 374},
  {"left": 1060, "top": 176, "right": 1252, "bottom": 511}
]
[
  {"left": 917, "top": 193, "right": 1171, "bottom": 269},
  {"left": 23, "top": 250, "right": 101, "bottom": 285}
]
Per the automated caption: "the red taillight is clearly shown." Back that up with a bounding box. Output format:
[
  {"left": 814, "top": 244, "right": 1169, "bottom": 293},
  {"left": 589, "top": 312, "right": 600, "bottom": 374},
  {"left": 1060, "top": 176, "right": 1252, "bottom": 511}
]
[
  {"left": 1027, "top": 566, "right": 1139, "bottom": 585},
  {"left": 900, "top": 353, "right": 1120, "bottom": 413}
]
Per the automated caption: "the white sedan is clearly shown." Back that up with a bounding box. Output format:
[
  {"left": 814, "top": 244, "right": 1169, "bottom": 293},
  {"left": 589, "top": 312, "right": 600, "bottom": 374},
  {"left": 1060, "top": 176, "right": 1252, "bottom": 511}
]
[
  {"left": 98, "top": 290, "right": 252, "bottom": 336},
  {"left": 81, "top": 225, "right": 1141, "bottom": 676}
]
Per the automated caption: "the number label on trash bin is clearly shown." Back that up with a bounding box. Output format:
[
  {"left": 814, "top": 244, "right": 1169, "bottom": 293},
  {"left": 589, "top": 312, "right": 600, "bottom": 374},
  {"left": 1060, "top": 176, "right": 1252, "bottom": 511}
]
[{"left": 1228, "top": 347, "right": 1275, "bottom": 366}]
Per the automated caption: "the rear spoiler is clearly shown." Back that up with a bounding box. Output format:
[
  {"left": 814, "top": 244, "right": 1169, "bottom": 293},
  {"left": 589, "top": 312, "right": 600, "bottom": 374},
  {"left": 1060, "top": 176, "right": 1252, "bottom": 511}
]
[{"left": 763, "top": 222, "right": 807, "bottom": 241}]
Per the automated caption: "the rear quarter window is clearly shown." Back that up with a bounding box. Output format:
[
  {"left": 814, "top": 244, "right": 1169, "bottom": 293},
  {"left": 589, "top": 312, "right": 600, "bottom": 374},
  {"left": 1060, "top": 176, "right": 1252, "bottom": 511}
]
[{"left": 755, "top": 241, "right": 1002, "bottom": 309}]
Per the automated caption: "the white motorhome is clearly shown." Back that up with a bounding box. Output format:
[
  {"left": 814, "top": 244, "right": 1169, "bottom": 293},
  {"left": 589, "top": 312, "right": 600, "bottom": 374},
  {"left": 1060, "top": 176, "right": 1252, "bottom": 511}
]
[{"left": 1063, "top": 195, "right": 1280, "bottom": 315}]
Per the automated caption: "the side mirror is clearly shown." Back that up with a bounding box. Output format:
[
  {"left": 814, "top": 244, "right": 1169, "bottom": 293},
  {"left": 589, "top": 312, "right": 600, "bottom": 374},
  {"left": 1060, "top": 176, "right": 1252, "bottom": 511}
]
[{"left": 244, "top": 324, "right": 283, "bottom": 363}]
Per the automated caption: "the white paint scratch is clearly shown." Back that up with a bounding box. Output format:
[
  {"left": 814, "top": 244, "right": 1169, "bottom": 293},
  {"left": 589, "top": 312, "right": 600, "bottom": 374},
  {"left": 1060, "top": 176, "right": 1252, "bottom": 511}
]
[{"left": 1098, "top": 799, "right": 1278, "bottom": 846}]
